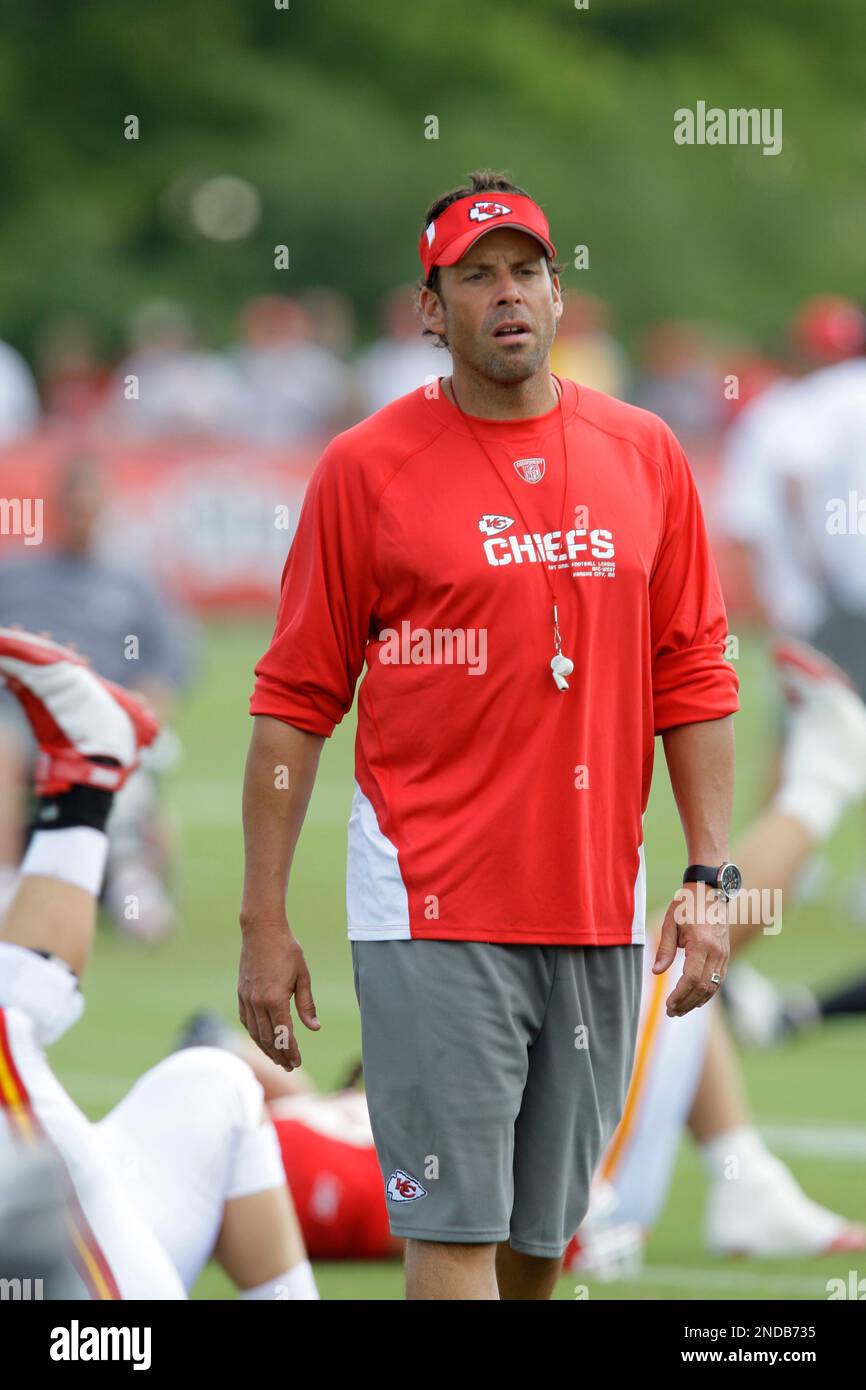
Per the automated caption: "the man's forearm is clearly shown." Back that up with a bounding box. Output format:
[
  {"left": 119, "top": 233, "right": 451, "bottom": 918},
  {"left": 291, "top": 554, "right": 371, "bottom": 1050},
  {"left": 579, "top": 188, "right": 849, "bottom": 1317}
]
[
  {"left": 240, "top": 715, "right": 325, "bottom": 927},
  {"left": 661, "top": 714, "right": 735, "bottom": 863}
]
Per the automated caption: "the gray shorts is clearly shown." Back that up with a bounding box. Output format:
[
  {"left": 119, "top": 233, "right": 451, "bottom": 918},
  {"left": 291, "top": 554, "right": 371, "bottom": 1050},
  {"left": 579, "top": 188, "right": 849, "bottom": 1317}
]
[{"left": 351, "top": 938, "right": 643, "bottom": 1257}]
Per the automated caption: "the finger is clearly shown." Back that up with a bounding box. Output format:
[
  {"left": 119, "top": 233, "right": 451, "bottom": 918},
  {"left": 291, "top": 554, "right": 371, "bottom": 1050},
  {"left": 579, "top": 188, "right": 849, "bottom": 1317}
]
[
  {"left": 266, "top": 1002, "right": 302, "bottom": 1070},
  {"left": 652, "top": 915, "right": 678, "bottom": 974},
  {"left": 246, "top": 1000, "right": 269, "bottom": 1050},
  {"left": 286, "top": 1032, "right": 302, "bottom": 1069},
  {"left": 680, "top": 937, "right": 708, "bottom": 987},
  {"left": 294, "top": 970, "right": 321, "bottom": 1031},
  {"left": 689, "top": 903, "right": 729, "bottom": 994},
  {"left": 666, "top": 950, "right": 709, "bottom": 1017},
  {"left": 670, "top": 956, "right": 722, "bottom": 1016},
  {"left": 667, "top": 983, "right": 707, "bottom": 1017},
  {"left": 248, "top": 1001, "right": 285, "bottom": 1065},
  {"left": 237, "top": 992, "right": 250, "bottom": 1035},
  {"left": 665, "top": 972, "right": 700, "bottom": 1017},
  {"left": 697, "top": 944, "right": 728, "bottom": 998}
]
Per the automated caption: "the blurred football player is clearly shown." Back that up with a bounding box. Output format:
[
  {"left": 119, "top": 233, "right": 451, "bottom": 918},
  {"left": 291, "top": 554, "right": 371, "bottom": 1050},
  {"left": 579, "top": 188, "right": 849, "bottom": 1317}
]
[
  {"left": 0, "top": 456, "right": 196, "bottom": 942},
  {"left": 0, "top": 628, "right": 317, "bottom": 1299},
  {"left": 568, "top": 638, "right": 866, "bottom": 1275}
]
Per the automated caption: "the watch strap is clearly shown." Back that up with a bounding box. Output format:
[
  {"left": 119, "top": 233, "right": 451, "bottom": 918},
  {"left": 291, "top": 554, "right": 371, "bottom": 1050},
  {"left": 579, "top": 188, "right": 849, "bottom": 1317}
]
[{"left": 682, "top": 864, "right": 722, "bottom": 887}]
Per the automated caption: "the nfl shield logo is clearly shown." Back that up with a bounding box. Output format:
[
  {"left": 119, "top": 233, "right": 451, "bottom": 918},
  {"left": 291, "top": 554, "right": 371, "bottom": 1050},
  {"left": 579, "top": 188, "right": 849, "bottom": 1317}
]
[{"left": 513, "top": 457, "right": 545, "bottom": 484}]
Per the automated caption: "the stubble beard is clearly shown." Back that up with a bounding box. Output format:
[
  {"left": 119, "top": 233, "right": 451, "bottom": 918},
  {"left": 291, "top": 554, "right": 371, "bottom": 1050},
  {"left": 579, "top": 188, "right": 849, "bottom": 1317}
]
[{"left": 460, "top": 316, "right": 556, "bottom": 387}]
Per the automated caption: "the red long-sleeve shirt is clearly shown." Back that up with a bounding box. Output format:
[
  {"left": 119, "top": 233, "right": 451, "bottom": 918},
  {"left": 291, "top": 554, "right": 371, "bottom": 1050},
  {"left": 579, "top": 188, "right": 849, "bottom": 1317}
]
[{"left": 251, "top": 378, "right": 738, "bottom": 945}]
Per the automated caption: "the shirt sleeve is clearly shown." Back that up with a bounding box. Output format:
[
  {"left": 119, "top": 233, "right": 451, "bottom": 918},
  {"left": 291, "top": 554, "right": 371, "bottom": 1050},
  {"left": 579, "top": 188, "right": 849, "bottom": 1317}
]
[
  {"left": 250, "top": 438, "right": 379, "bottom": 736},
  {"left": 650, "top": 430, "right": 740, "bottom": 734}
]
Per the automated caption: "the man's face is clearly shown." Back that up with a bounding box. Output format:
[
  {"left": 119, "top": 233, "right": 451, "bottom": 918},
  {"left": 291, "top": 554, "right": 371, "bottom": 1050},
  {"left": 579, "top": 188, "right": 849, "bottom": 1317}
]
[
  {"left": 420, "top": 228, "right": 562, "bottom": 384},
  {"left": 56, "top": 465, "right": 103, "bottom": 555}
]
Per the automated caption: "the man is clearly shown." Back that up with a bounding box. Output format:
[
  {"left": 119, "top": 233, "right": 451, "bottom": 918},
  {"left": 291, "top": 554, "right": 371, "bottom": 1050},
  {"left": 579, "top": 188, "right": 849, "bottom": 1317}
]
[
  {"left": 230, "top": 295, "right": 352, "bottom": 444},
  {"left": 0, "top": 333, "right": 39, "bottom": 442},
  {"left": 718, "top": 331, "right": 866, "bottom": 931},
  {"left": 0, "top": 628, "right": 317, "bottom": 1300},
  {"left": 0, "top": 455, "right": 196, "bottom": 940},
  {"left": 215, "top": 641, "right": 863, "bottom": 1275},
  {"left": 718, "top": 344, "right": 866, "bottom": 663},
  {"left": 239, "top": 170, "right": 740, "bottom": 1301},
  {"left": 355, "top": 284, "right": 452, "bottom": 413}
]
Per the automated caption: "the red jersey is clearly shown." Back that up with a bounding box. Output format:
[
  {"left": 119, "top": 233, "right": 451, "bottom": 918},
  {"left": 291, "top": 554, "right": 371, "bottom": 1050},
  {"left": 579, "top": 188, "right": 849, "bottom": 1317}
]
[
  {"left": 270, "top": 1093, "right": 394, "bottom": 1260},
  {"left": 251, "top": 379, "right": 738, "bottom": 946}
]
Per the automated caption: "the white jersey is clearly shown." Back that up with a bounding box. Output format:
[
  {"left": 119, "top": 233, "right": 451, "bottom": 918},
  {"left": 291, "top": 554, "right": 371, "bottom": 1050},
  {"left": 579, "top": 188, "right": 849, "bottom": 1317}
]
[
  {"left": 355, "top": 336, "right": 451, "bottom": 414},
  {"left": 718, "top": 379, "right": 827, "bottom": 635},
  {"left": 786, "top": 360, "right": 866, "bottom": 616},
  {"left": 0, "top": 944, "right": 284, "bottom": 1299},
  {"left": 0, "top": 341, "right": 39, "bottom": 442},
  {"left": 0, "top": 1002, "right": 185, "bottom": 1299},
  {"left": 719, "top": 361, "right": 866, "bottom": 632}
]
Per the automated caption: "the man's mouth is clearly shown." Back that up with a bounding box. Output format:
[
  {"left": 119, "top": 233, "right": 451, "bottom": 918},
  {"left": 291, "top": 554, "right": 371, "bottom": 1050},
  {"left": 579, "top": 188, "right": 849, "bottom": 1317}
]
[{"left": 492, "top": 320, "right": 532, "bottom": 341}]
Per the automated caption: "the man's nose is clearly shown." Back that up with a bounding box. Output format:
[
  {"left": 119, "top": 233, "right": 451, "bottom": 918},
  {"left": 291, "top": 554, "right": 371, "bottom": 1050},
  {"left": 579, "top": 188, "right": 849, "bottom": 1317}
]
[{"left": 492, "top": 270, "right": 522, "bottom": 301}]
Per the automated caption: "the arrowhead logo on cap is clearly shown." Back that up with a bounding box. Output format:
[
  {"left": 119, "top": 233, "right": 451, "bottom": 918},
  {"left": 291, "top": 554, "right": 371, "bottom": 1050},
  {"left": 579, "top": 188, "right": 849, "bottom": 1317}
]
[{"left": 468, "top": 201, "right": 511, "bottom": 223}]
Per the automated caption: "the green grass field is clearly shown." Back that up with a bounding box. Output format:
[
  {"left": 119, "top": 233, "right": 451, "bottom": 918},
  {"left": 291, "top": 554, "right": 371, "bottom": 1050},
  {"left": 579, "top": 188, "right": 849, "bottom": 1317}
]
[{"left": 54, "top": 621, "right": 866, "bottom": 1300}]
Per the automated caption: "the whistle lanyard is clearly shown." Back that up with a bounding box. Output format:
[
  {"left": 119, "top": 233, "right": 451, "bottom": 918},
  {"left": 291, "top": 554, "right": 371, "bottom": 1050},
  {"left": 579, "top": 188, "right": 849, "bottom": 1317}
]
[{"left": 448, "top": 373, "right": 575, "bottom": 691}]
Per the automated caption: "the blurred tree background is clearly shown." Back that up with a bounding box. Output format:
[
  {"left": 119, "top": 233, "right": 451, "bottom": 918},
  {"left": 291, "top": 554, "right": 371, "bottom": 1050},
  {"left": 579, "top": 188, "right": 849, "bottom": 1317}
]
[{"left": 1, "top": 0, "right": 864, "bottom": 358}]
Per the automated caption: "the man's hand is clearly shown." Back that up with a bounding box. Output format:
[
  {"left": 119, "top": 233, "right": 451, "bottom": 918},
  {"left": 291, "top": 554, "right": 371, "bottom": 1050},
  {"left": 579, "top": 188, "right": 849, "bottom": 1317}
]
[
  {"left": 237, "top": 916, "right": 320, "bottom": 1070},
  {"left": 652, "top": 883, "right": 729, "bottom": 1018}
]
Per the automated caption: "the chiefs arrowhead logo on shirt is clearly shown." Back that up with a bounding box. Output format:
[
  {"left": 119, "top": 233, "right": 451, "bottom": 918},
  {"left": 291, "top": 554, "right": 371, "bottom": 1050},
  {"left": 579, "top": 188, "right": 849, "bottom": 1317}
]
[
  {"left": 386, "top": 1170, "right": 427, "bottom": 1203},
  {"left": 469, "top": 201, "right": 511, "bottom": 223},
  {"left": 513, "top": 457, "right": 545, "bottom": 484},
  {"left": 478, "top": 514, "right": 515, "bottom": 536}
]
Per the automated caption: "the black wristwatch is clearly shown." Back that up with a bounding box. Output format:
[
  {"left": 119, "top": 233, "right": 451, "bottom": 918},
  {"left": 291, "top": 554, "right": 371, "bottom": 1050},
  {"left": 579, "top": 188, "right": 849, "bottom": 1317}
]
[{"left": 683, "top": 862, "right": 742, "bottom": 901}]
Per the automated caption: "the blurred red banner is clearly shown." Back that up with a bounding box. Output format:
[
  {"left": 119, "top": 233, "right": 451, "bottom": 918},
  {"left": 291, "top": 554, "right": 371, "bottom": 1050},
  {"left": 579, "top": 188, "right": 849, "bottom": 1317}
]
[{"left": 0, "top": 430, "right": 319, "bottom": 610}]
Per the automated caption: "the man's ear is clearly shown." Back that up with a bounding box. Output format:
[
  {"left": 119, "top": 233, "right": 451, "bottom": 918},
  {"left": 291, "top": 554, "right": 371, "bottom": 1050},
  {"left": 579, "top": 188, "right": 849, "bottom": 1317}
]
[
  {"left": 551, "top": 273, "right": 563, "bottom": 323},
  {"left": 418, "top": 284, "right": 447, "bottom": 338}
]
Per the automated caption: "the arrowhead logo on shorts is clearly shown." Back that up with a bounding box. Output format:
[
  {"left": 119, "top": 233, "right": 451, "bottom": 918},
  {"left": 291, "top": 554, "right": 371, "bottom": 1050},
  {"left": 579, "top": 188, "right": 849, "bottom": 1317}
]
[
  {"left": 386, "top": 1169, "right": 427, "bottom": 1203},
  {"left": 469, "top": 200, "right": 511, "bottom": 223},
  {"left": 513, "top": 457, "right": 545, "bottom": 484},
  {"left": 478, "top": 514, "right": 515, "bottom": 537}
]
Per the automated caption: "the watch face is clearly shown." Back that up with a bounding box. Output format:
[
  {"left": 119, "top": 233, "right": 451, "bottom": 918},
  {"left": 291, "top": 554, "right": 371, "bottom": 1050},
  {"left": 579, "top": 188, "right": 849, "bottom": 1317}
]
[{"left": 719, "top": 863, "right": 742, "bottom": 898}]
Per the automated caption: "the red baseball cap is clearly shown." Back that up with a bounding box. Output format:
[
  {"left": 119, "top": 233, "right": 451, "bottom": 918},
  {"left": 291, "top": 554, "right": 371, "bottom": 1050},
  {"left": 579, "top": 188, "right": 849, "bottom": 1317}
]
[
  {"left": 789, "top": 295, "right": 866, "bottom": 363},
  {"left": 419, "top": 193, "right": 557, "bottom": 279}
]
